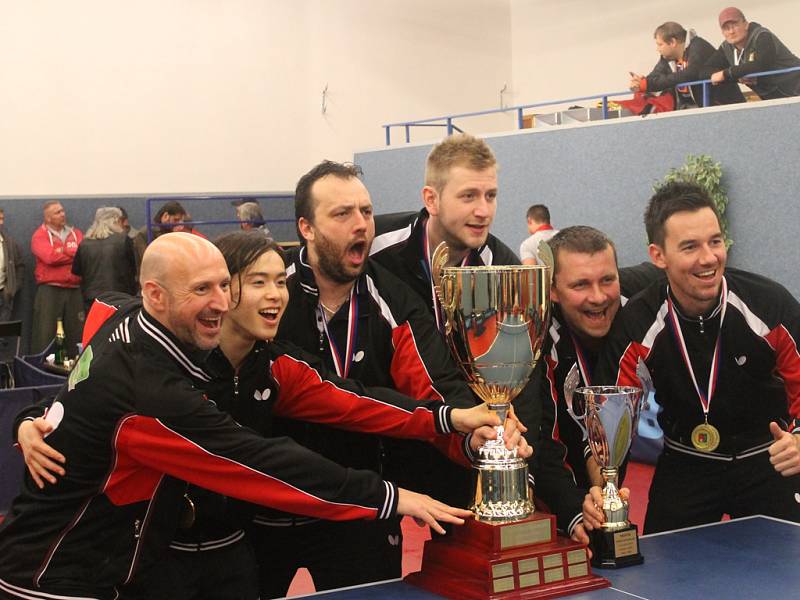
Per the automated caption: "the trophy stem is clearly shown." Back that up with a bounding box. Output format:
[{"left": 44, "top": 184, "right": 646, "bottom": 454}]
[
  {"left": 599, "top": 467, "right": 628, "bottom": 530},
  {"left": 488, "top": 402, "right": 509, "bottom": 448}
]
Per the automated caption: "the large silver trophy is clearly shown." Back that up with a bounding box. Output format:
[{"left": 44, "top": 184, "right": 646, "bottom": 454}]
[
  {"left": 431, "top": 243, "right": 550, "bottom": 522},
  {"left": 407, "top": 243, "right": 611, "bottom": 599},
  {"left": 567, "top": 385, "right": 645, "bottom": 568}
]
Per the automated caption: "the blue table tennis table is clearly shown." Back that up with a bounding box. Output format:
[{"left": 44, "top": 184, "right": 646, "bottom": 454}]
[{"left": 294, "top": 516, "right": 800, "bottom": 599}]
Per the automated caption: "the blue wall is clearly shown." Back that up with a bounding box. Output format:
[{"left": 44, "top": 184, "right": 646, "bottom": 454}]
[{"left": 355, "top": 99, "right": 800, "bottom": 299}]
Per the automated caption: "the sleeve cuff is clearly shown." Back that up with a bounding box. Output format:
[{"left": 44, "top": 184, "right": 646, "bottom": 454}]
[
  {"left": 463, "top": 433, "right": 475, "bottom": 462},
  {"left": 566, "top": 512, "right": 584, "bottom": 537},
  {"left": 379, "top": 481, "right": 399, "bottom": 520},
  {"left": 436, "top": 404, "right": 454, "bottom": 434}
]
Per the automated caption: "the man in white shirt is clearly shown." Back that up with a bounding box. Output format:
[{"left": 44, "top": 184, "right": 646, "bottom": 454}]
[{"left": 519, "top": 204, "right": 558, "bottom": 265}]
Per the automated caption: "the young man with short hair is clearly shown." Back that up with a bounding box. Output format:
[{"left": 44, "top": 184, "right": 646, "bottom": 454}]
[
  {"left": 520, "top": 204, "right": 558, "bottom": 266},
  {"left": 587, "top": 181, "right": 800, "bottom": 534},
  {"left": 372, "top": 134, "right": 592, "bottom": 540}
]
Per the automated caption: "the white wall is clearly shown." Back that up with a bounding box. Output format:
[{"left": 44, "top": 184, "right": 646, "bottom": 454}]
[
  {"left": 2, "top": 1, "right": 798, "bottom": 196},
  {"left": 0, "top": 0, "right": 512, "bottom": 195},
  {"left": 510, "top": 0, "right": 800, "bottom": 107}
]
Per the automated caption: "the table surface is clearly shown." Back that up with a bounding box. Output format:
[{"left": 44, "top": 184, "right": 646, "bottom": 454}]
[{"left": 294, "top": 516, "right": 800, "bottom": 599}]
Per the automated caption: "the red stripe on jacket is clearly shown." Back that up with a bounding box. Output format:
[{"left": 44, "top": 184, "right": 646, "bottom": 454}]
[{"left": 109, "top": 415, "right": 378, "bottom": 521}]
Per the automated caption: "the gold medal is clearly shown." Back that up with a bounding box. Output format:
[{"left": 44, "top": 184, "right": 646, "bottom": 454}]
[{"left": 691, "top": 422, "right": 721, "bottom": 452}]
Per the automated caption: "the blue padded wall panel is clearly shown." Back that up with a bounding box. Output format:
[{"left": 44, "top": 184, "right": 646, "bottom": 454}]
[{"left": 356, "top": 100, "right": 800, "bottom": 299}]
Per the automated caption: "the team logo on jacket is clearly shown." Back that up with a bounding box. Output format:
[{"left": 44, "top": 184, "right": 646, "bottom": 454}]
[
  {"left": 353, "top": 350, "right": 365, "bottom": 363},
  {"left": 68, "top": 346, "right": 94, "bottom": 391},
  {"left": 254, "top": 388, "right": 271, "bottom": 401},
  {"left": 735, "top": 355, "right": 747, "bottom": 366}
]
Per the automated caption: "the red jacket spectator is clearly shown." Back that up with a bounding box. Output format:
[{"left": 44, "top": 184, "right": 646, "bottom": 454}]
[{"left": 31, "top": 223, "right": 83, "bottom": 287}]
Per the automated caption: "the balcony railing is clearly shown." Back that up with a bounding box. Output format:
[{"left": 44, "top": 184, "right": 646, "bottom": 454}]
[{"left": 382, "top": 66, "right": 800, "bottom": 146}]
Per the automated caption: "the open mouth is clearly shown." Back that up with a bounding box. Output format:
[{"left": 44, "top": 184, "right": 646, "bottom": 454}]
[
  {"left": 694, "top": 269, "right": 717, "bottom": 282},
  {"left": 258, "top": 307, "right": 281, "bottom": 324},
  {"left": 198, "top": 316, "right": 222, "bottom": 330},
  {"left": 346, "top": 240, "right": 367, "bottom": 265},
  {"left": 582, "top": 308, "right": 608, "bottom": 322}
]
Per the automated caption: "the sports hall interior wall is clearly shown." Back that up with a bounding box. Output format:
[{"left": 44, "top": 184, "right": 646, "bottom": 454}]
[{"left": 355, "top": 98, "right": 800, "bottom": 300}]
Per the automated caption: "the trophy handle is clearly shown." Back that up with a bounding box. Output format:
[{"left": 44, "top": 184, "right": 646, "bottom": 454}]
[
  {"left": 431, "top": 242, "right": 457, "bottom": 332},
  {"left": 563, "top": 363, "right": 588, "bottom": 441}
]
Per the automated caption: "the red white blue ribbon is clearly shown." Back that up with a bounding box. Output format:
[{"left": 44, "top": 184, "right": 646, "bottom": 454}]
[
  {"left": 321, "top": 287, "right": 358, "bottom": 378},
  {"left": 666, "top": 278, "right": 728, "bottom": 417}
]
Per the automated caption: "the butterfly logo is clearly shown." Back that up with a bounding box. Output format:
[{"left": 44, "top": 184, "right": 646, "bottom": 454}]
[{"left": 254, "top": 388, "right": 272, "bottom": 402}]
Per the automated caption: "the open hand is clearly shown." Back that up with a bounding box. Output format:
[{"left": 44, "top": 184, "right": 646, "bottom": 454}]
[
  {"left": 18, "top": 418, "right": 66, "bottom": 489},
  {"left": 396, "top": 488, "right": 474, "bottom": 535}
]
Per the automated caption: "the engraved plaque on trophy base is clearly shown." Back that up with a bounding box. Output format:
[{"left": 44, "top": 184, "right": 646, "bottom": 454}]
[
  {"left": 590, "top": 523, "right": 644, "bottom": 569},
  {"left": 406, "top": 513, "right": 609, "bottom": 599}
]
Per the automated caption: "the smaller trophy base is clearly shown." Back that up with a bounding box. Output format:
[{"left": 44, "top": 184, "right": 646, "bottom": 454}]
[
  {"left": 406, "top": 514, "right": 609, "bottom": 599},
  {"left": 590, "top": 523, "right": 644, "bottom": 569}
]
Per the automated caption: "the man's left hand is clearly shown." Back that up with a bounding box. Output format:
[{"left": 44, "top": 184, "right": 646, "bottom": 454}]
[
  {"left": 710, "top": 70, "right": 726, "bottom": 84},
  {"left": 768, "top": 421, "right": 800, "bottom": 476}
]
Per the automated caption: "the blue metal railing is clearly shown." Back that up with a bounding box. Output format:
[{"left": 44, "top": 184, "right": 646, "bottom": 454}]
[
  {"left": 382, "top": 65, "right": 800, "bottom": 146},
  {"left": 144, "top": 193, "right": 295, "bottom": 243}
]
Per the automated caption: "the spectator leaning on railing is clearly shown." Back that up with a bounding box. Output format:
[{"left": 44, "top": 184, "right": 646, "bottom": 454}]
[
  {"left": 628, "top": 22, "right": 744, "bottom": 108},
  {"left": 705, "top": 7, "right": 800, "bottom": 100}
]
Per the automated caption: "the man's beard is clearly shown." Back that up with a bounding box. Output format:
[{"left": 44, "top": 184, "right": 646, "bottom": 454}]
[{"left": 314, "top": 231, "right": 369, "bottom": 284}]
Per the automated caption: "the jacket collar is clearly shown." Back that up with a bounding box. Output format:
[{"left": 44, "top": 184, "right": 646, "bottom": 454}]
[
  {"left": 290, "top": 245, "right": 369, "bottom": 300},
  {"left": 136, "top": 309, "right": 212, "bottom": 382},
  {"left": 411, "top": 208, "right": 492, "bottom": 271}
]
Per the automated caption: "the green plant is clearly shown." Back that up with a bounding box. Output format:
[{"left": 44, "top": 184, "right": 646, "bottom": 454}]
[{"left": 657, "top": 154, "right": 732, "bottom": 248}]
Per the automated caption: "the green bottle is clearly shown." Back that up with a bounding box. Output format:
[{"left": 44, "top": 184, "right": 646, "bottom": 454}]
[{"left": 54, "top": 318, "right": 66, "bottom": 366}]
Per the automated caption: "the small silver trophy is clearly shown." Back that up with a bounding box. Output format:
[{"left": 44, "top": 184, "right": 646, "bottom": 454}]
[{"left": 568, "top": 385, "right": 645, "bottom": 568}]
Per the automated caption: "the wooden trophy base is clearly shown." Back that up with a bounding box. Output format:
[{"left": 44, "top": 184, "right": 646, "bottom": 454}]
[
  {"left": 590, "top": 524, "right": 644, "bottom": 569},
  {"left": 405, "top": 513, "right": 609, "bottom": 599}
]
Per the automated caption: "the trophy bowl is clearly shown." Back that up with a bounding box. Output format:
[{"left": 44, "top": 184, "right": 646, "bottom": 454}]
[
  {"left": 570, "top": 385, "right": 645, "bottom": 568},
  {"left": 431, "top": 243, "right": 550, "bottom": 523}
]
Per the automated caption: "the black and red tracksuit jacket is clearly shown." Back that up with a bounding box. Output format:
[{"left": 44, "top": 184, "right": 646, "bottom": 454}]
[
  {"left": 596, "top": 268, "right": 800, "bottom": 457},
  {"left": 0, "top": 297, "right": 461, "bottom": 599}
]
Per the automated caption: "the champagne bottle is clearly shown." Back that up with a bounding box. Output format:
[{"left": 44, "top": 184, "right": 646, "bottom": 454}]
[{"left": 54, "top": 318, "right": 66, "bottom": 366}]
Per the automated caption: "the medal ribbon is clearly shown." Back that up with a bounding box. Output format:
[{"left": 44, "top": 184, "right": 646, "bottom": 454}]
[
  {"left": 665, "top": 278, "right": 727, "bottom": 419},
  {"left": 320, "top": 287, "right": 358, "bottom": 378},
  {"left": 568, "top": 331, "right": 593, "bottom": 387}
]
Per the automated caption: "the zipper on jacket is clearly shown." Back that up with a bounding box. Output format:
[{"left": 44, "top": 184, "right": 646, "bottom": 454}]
[{"left": 133, "top": 519, "right": 141, "bottom": 539}]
